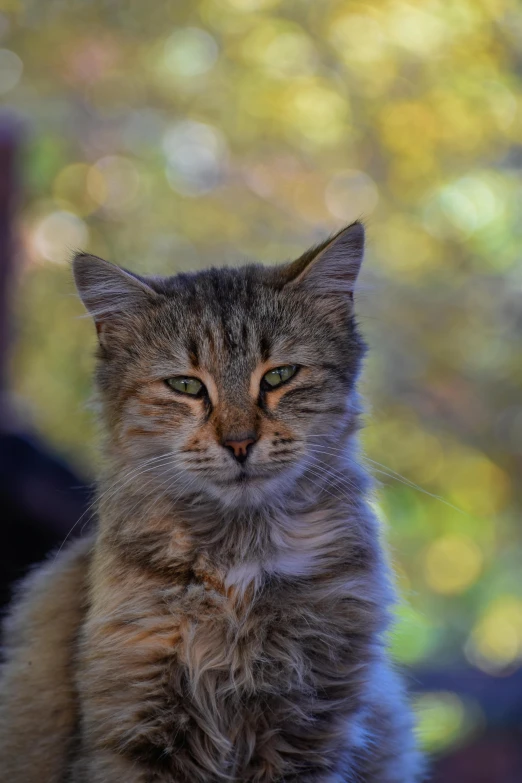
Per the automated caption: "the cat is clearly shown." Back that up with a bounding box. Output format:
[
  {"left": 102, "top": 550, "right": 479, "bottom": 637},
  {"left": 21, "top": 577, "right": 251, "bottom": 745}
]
[{"left": 0, "top": 221, "right": 422, "bottom": 782}]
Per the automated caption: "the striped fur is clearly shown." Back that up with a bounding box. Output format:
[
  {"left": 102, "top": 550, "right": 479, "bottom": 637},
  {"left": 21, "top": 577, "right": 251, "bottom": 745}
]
[{"left": 0, "top": 223, "right": 422, "bottom": 781}]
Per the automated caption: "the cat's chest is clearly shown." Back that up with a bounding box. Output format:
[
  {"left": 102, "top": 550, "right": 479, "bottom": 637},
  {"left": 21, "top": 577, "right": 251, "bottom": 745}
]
[
  {"left": 169, "top": 568, "right": 269, "bottom": 690},
  {"left": 82, "top": 561, "right": 349, "bottom": 779}
]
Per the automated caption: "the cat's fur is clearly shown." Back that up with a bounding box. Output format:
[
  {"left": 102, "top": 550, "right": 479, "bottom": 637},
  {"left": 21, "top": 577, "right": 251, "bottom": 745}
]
[{"left": 0, "top": 222, "right": 422, "bottom": 782}]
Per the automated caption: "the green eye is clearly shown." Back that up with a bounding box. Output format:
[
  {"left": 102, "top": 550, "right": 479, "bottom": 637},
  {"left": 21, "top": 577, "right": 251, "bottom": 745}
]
[
  {"left": 166, "top": 377, "right": 204, "bottom": 396},
  {"left": 262, "top": 365, "right": 298, "bottom": 389}
]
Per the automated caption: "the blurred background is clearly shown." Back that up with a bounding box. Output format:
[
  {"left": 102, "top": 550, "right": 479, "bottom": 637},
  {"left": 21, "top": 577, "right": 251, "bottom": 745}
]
[{"left": 0, "top": 0, "right": 521, "bottom": 779}]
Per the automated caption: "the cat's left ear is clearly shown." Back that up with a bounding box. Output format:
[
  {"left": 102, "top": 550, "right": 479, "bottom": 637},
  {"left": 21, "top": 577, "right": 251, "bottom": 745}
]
[
  {"left": 283, "top": 221, "right": 364, "bottom": 299},
  {"left": 73, "top": 252, "right": 160, "bottom": 342}
]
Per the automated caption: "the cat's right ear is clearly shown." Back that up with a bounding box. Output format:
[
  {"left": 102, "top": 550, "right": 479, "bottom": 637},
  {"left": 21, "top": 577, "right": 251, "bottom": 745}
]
[
  {"left": 73, "top": 253, "right": 160, "bottom": 343},
  {"left": 281, "top": 222, "right": 365, "bottom": 300}
]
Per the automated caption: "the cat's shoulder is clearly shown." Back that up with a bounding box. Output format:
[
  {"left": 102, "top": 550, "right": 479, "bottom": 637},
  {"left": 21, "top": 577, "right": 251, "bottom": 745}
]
[
  {"left": 0, "top": 536, "right": 93, "bottom": 781},
  {"left": 1, "top": 534, "right": 94, "bottom": 652}
]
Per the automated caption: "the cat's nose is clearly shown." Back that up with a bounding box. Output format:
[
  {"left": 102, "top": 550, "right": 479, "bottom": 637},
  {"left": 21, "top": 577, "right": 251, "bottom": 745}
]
[{"left": 223, "top": 434, "right": 257, "bottom": 465}]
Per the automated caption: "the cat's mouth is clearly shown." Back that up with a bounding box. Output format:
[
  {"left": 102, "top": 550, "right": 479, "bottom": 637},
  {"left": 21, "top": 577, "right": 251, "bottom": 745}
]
[{"left": 215, "top": 470, "right": 266, "bottom": 486}]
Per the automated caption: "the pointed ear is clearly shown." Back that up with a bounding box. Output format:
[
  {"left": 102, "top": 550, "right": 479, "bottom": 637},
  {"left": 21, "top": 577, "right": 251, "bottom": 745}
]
[
  {"left": 72, "top": 253, "right": 160, "bottom": 339},
  {"left": 283, "top": 221, "right": 364, "bottom": 298}
]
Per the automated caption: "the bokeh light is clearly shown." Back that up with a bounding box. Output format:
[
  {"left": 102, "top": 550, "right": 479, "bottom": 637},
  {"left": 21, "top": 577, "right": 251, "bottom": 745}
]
[
  {"left": 32, "top": 211, "right": 89, "bottom": 265},
  {"left": 161, "top": 28, "right": 219, "bottom": 79},
  {"left": 466, "top": 597, "right": 522, "bottom": 674},
  {"left": 90, "top": 155, "right": 141, "bottom": 214},
  {"left": 163, "top": 120, "right": 229, "bottom": 196},
  {"left": 414, "top": 691, "right": 483, "bottom": 754},
  {"left": 424, "top": 535, "right": 483, "bottom": 596}
]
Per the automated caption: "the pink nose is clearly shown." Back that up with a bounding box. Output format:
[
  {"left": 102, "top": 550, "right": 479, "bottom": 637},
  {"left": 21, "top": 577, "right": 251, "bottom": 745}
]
[{"left": 223, "top": 437, "right": 256, "bottom": 464}]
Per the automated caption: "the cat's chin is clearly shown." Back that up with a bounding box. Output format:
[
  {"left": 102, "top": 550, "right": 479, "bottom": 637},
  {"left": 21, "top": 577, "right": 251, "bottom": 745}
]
[
  {"left": 202, "top": 471, "right": 293, "bottom": 510},
  {"left": 214, "top": 471, "right": 263, "bottom": 486}
]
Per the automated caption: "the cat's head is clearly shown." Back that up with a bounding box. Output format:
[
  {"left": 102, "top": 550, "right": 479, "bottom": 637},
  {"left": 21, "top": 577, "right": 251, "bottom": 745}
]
[{"left": 73, "top": 222, "right": 366, "bottom": 510}]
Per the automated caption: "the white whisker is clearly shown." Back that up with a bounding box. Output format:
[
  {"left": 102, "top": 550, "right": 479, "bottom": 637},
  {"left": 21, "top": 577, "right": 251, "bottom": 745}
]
[{"left": 55, "top": 453, "right": 175, "bottom": 559}]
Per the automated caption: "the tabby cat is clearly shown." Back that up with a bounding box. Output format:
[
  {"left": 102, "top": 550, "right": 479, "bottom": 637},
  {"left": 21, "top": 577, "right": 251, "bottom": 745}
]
[{"left": 0, "top": 222, "right": 422, "bottom": 782}]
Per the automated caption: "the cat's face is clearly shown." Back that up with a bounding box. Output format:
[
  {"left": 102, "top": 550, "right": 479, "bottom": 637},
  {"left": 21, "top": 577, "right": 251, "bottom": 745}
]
[{"left": 74, "top": 223, "right": 365, "bottom": 509}]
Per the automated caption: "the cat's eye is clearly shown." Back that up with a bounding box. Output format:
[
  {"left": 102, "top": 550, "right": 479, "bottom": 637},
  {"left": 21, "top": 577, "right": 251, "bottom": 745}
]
[
  {"left": 262, "top": 365, "right": 298, "bottom": 389},
  {"left": 166, "top": 377, "right": 204, "bottom": 396}
]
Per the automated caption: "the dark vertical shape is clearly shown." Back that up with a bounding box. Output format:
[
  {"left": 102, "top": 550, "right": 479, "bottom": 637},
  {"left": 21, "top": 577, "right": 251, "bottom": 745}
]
[{"left": 0, "top": 113, "right": 21, "bottom": 395}]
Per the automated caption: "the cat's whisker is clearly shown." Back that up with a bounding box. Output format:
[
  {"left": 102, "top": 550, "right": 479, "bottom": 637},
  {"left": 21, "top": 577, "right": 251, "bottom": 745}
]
[
  {"left": 81, "top": 459, "right": 178, "bottom": 539},
  {"left": 305, "top": 441, "right": 467, "bottom": 515},
  {"left": 110, "top": 462, "right": 186, "bottom": 543},
  {"left": 307, "top": 434, "right": 450, "bottom": 489},
  {"left": 124, "top": 457, "right": 211, "bottom": 527},
  {"left": 302, "top": 470, "right": 354, "bottom": 507},
  {"left": 150, "top": 474, "right": 201, "bottom": 531},
  {"left": 365, "top": 466, "right": 466, "bottom": 515},
  {"left": 114, "top": 460, "right": 183, "bottom": 524},
  {"left": 55, "top": 452, "right": 176, "bottom": 559},
  {"left": 306, "top": 468, "right": 358, "bottom": 507},
  {"left": 97, "top": 455, "right": 178, "bottom": 515},
  {"left": 142, "top": 464, "right": 190, "bottom": 515},
  {"left": 311, "top": 441, "right": 435, "bottom": 490},
  {"left": 307, "top": 437, "right": 420, "bottom": 484},
  {"left": 300, "top": 457, "right": 359, "bottom": 507},
  {"left": 304, "top": 449, "right": 361, "bottom": 492}
]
